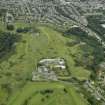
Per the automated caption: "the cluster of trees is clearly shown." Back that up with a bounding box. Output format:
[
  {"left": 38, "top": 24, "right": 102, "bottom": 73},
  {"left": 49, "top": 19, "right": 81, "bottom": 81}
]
[
  {"left": 40, "top": 89, "right": 54, "bottom": 95},
  {"left": 16, "top": 27, "right": 39, "bottom": 33},
  {"left": 87, "top": 15, "right": 105, "bottom": 41},
  {"left": 0, "top": 9, "right": 6, "bottom": 17},
  {"left": 64, "top": 27, "right": 104, "bottom": 70},
  {"left": 16, "top": 27, "right": 32, "bottom": 33},
  {"left": 65, "top": 27, "right": 87, "bottom": 37},
  {"left": 65, "top": 26, "right": 105, "bottom": 105},
  {"left": 7, "top": 24, "right": 14, "bottom": 31},
  {"left": 0, "top": 31, "right": 20, "bottom": 58}
]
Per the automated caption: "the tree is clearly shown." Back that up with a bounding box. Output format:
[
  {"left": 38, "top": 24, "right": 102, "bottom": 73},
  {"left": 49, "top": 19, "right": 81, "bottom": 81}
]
[
  {"left": 0, "top": 32, "right": 20, "bottom": 58},
  {"left": 7, "top": 24, "right": 14, "bottom": 31}
]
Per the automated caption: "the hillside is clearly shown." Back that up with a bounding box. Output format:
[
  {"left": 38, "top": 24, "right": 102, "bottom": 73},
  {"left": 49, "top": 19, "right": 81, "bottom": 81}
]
[
  {"left": 7, "top": 82, "right": 88, "bottom": 105},
  {"left": 0, "top": 21, "right": 104, "bottom": 105},
  {"left": 0, "top": 0, "right": 105, "bottom": 105}
]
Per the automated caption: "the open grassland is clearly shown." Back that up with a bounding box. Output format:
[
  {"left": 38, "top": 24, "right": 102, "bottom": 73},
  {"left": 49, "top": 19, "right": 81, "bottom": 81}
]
[
  {"left": 7, "top": 82, "right": 88, "bottom": 105},
  {"left": 0, "top": 22, "right": 92, "bottom": 105},
  {"left": 0, "top": 23, "right": 91, "bottom": 83}
]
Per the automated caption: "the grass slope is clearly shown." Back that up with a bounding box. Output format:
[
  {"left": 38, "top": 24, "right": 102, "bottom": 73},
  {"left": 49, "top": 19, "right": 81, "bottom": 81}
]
[
  {"left": 7, "top": 82, "right": 88, "bottom": 105},
  {"left": 0, "top": 23, "right": 91, "bottom": 105},
  {"left": 0, "top": 24, "right": 90, "bottom": 83}
]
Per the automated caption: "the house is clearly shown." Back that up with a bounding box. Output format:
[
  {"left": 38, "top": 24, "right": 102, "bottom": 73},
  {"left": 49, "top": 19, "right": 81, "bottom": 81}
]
[
  {"left": 32, "top": 58, "right": 66, "bottom": 81},
  {"left": 39, "top": 58, "right": 66, "bottom": 70},
  {"left": 32, "top": 66, "right": 58, "bottom": 81}
]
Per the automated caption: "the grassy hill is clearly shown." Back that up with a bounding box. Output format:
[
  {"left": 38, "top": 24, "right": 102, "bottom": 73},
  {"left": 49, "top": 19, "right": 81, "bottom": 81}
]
[
  {"left": 7, "top": 82, "right": 88, "bottom": 105},
  {"left": 0, "top": 23, "right": 91, "bottom": 83},
  {"left": 0, "top": 22, "right": 98, "bottom": 105}
]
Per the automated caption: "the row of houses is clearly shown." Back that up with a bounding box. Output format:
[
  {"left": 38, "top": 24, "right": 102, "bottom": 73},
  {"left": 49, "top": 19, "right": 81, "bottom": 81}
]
[{"left": 0, "top": 0, "right": 88, "bottom": 25}]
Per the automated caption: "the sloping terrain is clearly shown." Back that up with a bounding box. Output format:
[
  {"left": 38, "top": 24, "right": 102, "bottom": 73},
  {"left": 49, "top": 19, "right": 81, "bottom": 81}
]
[
  {"left": 0, "top": 0, "right": 105, "bottom": 105},
  {"left": 7, "top": 82, "right": 88, "bottom": 105},
  {"left": 0, "top": 22, "right": 104, "bottom": 105},
  {"left": 0, "top": 22, "right": 93, "bottom": 105}
]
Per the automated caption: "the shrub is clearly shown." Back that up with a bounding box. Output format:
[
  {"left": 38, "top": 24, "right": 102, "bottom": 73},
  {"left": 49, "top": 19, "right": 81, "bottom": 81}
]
[
  {"left": 7, "top": 24, "right": 14, "bottom": 31},
  {"left": 0, "top": 32, "right": 20, "bottom": 58}
]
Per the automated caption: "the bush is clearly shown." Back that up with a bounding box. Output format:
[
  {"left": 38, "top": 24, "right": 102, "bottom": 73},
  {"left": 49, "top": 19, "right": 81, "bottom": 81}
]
[
  {"left": 87, "top": 15, "right": 105, "bottom": 41},
  {"left": 7, "top": 24, "right": 14, "bottom": 31},
  {"left": 0, "top": 32, "right": 20, "bottom": 58},
  {"left": 63, "top": 88, "right": 68, "bottom": 93},
  {"left": 40, "top": 89, "right": 54, "bottom": 95},
  {"left": 16, "top": 27, "right": 31, "bottom": 33},
  {"left": 64, "top": 27, "right": 104, "bottom": 70}
]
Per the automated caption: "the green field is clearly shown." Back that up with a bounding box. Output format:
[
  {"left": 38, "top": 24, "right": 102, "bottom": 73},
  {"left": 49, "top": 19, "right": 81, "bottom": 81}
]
[
  {"left": 7, "top": 82, "right": 88, "bottom": 105},
  {"left": 0, "top": 23, "right": 91, "bottom": 82},
  {"left": 0, "top": 22, "right": 93, "bottom": 105}
]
